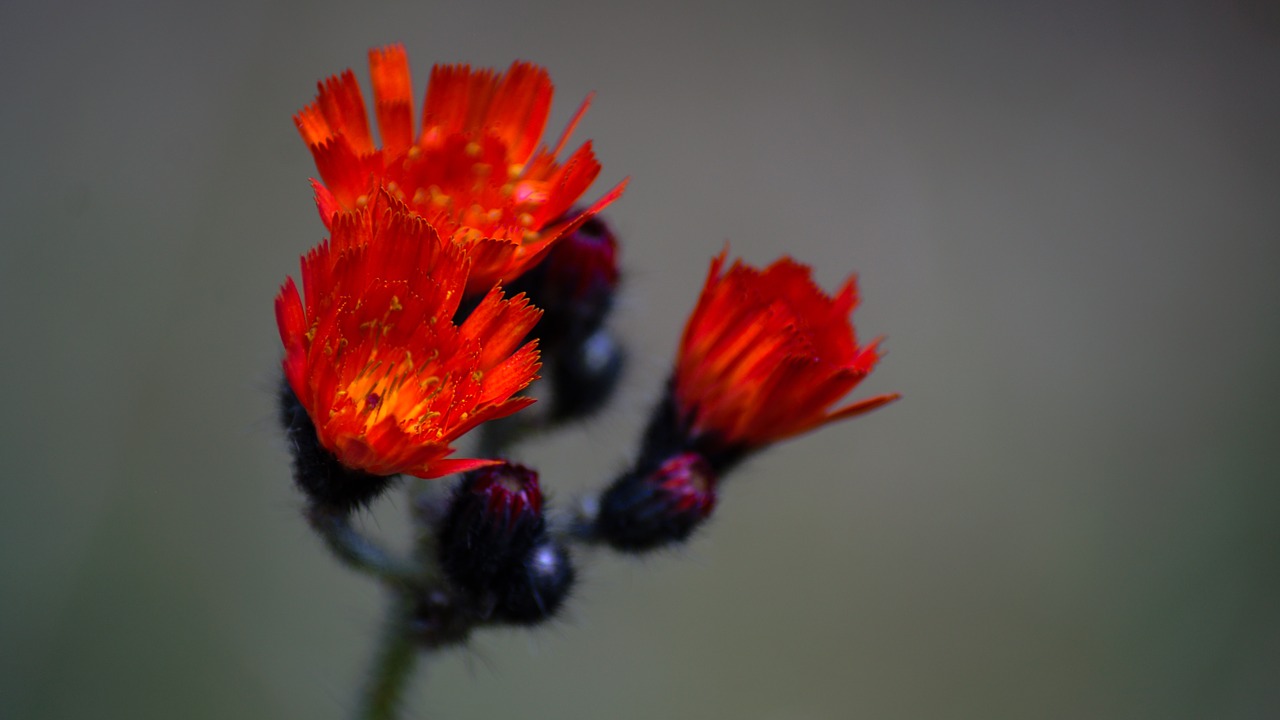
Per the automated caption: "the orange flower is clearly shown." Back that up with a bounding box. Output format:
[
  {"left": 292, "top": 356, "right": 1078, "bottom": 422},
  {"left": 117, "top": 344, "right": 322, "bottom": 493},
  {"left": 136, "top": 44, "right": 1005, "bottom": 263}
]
[
  {"left": 295, "top": 45, "right": 627, "bottom": 293},
  {"left": 674, "top": 251, "right": 899, "bottom": 450},
  {"left": 275, "top": 193, "right": 542, "bottom": 479}
]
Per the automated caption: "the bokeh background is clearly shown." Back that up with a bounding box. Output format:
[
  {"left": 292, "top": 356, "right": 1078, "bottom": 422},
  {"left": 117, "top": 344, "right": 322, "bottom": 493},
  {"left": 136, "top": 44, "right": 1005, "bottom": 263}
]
[{"left": 4, "top": 1, "right": 1279, "bottom": 718}]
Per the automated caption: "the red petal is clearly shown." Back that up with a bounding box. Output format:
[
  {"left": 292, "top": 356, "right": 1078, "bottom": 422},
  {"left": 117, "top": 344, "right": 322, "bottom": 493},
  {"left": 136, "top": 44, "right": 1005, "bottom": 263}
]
[{"left": 369, "top": 45, "right": 415, "bottom": 155}]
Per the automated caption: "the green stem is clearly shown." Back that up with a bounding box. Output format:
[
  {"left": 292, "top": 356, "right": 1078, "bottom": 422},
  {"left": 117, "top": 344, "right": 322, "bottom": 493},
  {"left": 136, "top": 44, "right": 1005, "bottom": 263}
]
[
  {"left": 306, "top": 505, "right": 419, "bottom": 587},
  {"left": 357, "top": 600, "right": 419, "bottom": 720}
]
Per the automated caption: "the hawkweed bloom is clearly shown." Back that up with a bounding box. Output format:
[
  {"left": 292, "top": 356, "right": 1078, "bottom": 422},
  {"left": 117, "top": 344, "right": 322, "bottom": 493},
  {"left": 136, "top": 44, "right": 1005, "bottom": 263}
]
[
  {"left": 275, "top": 193, "right": 542, "bottom": 510},
  {"left": 643, "top": 250, "right": 900, "bottom": 471},
  {"left": 593, "top": 252, "right": 897, "bottom": 550},
  {"left": 295, "top": 45, "right": 627, "bottom": 294}
]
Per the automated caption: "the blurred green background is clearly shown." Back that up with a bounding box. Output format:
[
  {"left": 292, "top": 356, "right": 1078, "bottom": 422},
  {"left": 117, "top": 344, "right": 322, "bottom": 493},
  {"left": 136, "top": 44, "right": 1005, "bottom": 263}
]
[{"left": 3, "top": 1, "right": 1279, "bottom": 718}]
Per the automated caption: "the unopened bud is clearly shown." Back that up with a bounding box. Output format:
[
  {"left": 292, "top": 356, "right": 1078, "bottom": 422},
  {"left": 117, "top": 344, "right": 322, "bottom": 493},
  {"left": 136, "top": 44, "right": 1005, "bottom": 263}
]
[
  {"left": 507, "top": 213, "right": 625, "bottom": 422},
  {"left": 437, "top": 462, "right": 575, "bottom": 624},
  {"left": 533, "top": 213, "right": 620, "bottom": 348},
  {"left": 594, "top": 452, "right": 717, "bottom": 552},
  {"left": 550, "top": 328, "right": 625, "bottom": 420}
]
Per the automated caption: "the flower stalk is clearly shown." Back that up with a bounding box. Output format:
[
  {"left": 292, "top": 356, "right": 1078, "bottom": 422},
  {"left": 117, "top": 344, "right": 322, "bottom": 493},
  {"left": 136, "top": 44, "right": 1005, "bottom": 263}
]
[
  {"left": 306, "top": 505, "right": 420, "bottom": 587},
  {"left": 358, "top": 599, "right": 419, "bottom": 720}
]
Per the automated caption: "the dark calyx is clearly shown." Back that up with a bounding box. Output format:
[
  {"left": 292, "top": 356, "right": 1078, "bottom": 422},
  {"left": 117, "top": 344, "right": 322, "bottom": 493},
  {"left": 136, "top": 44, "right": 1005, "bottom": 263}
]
[{"left": 278, "top": 378, "right": 398, "bottom": 514}]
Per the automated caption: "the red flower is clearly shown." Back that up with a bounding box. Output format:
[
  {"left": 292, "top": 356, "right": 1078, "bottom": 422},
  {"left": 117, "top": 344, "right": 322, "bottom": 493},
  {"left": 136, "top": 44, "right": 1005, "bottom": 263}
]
[
  {"left": 674, "top": 251, "right": 899, "bottom": 450},
  {"left": 275, "top": 193, "right": 542, "bottom": 478},
  {"left": 295, "top": 45, "right": 627, "bottom": 293}
]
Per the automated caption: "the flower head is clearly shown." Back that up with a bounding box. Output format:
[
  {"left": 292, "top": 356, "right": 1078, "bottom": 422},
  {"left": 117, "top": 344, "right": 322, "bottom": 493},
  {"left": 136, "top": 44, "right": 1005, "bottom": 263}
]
[
  {"left": 295, "top": 45, "right": 627, "bottom": 293},
  {"left": 275, "top": 193, "right": 542, "bottom": 480},
  {"left": 673, "top": 251, "right": 899, "bottom": 454}
]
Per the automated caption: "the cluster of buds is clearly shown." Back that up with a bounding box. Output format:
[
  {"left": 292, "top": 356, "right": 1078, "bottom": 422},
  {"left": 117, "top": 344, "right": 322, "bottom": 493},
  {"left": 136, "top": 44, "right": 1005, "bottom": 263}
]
[{"left": 274, "top": 45, "right": 898, "bottom": 715}]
